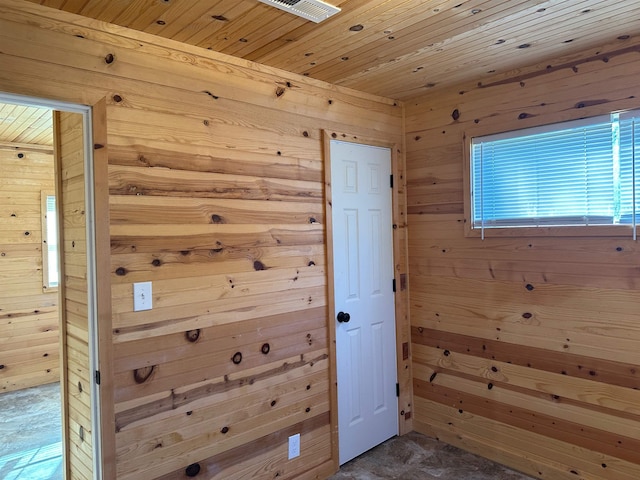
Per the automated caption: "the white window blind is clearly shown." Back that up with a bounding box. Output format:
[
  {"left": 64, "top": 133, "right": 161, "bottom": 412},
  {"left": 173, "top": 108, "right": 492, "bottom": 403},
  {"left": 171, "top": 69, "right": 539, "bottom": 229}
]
[
  {"left": 471, "top": 111, "right": 640, "bottom": 235},
  {"left": 45, "top": 195, "right": 59, "bottom": 288},
  {"left": 618, "top": 111, "right": 640, "bottom": 227}
]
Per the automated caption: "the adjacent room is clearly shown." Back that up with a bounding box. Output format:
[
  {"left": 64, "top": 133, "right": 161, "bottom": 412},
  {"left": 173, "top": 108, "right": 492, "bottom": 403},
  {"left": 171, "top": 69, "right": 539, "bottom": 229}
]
[
  {"left": 1, "top": 0, "right": 639, "bottom": 479},
  {"left": 0, "top": 102, "right": 65, "bottom": 479}
]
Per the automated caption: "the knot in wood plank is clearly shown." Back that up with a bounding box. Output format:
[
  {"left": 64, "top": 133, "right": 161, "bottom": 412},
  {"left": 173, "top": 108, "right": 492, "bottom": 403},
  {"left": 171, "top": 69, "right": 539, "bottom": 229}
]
[{"left": 133, "top": 365, "right": 155, "bottom": 384}]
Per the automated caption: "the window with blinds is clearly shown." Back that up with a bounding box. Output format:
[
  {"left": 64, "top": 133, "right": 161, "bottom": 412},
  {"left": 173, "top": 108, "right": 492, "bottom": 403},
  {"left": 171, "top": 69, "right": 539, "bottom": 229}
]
[
  {"left": 42, "top": 193, "right": 59, "bottom": 290},
  {"left": 470, "top": 110, "right": 640, "bottom": 235}
]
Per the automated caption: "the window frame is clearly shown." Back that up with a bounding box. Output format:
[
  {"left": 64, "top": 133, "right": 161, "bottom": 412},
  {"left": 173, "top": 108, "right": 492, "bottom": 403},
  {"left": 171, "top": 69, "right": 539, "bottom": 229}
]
[
  {"left": 41, "top": 190, "right": 59, "bottom": 292},
  {"left": 463, "top": 117, "right": 639, "bottom": 238}
]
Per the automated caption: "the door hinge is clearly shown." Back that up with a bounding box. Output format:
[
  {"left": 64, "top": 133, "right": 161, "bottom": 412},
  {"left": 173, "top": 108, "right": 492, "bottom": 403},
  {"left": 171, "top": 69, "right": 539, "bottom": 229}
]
[
  {"left": 396, "top": 383, "right": 400, "bottom": 397},
  {"left": 95, "top": 370, "right": 101, "bottom": 385},
  {"left": 392, "top": 278, "right": 396, "bottom": 293},
  {"left": 390, "top": 174, "right": 394, "bottom": 188}
]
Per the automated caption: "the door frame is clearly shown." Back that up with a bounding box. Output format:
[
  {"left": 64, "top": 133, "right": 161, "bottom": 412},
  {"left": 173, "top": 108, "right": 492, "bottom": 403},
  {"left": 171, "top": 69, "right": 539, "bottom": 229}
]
[
  {"left": 323, "top": 130, "right": 411, "bottom": 471},
  {"left": 0, "top": 92, "right": 113, "bottom": 479}
]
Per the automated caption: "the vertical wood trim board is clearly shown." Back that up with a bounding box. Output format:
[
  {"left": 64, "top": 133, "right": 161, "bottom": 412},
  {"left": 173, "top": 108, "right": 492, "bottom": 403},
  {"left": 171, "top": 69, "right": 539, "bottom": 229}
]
[
  {"left": 53, "top": 111, "right": 70, "bottom": 480},
  {"left": 321, "top": 131, "right": 340, "bottom": 473},
  {"left": 0, "top": 146, "right": 59, "bottom": 393},
  {"left": 0, "top": 1, "right": 404, "bottom": 478},
  {"left": 405, "top": 37, "right": 640, "bottom": 480},
  {"left": 56, "top": 110, "right": 93, "bottom": 480},
  {"left": 92, "top": 97, "right": 116, "bottom": 480}
]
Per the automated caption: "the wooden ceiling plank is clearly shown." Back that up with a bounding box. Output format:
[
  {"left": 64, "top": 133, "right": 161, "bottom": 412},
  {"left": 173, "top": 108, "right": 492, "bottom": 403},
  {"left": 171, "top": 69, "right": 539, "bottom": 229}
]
[
  {"left": 250, "top": 0, "right": 417, "bottom": 67},
  {"left": 240, "top": 0, "right": 358, "bottom": 62},
  {"left": 330, "top": 0, "right": 626, "bottom": 92},
  {"left": 234, "top": 0, "right": 364, "bottom": 59},
  {"left": 27, "top": 131, "right": 54, "bottom": 146},
  {"left": 211, "top": 5, "right": 307, "bottom": 57},
  {"left": 220, "top": 14, "right": 308, "bottom": 58},
  {"left": 294, "top": 0, "right": 512, "bottom": 76},
  {"left": 158, "top": 1, "right": 228, "bottom": 43},
  {"left": 195, "top": 4, "right": 278, "bottom": 52},
  {"left": 15, "top": 110, "right": 53, "bottom": 146},
  {"left": 308, "top": 0, "right": 552, "bottom": 83},
  {"left": 78, "top": 0, "right": 121, "bottom": 22},
  {"left": 60, "top": 0, "right": 90, "bottom": 14},
  {"left": 17, "top": 109, "right": 51, "bottom": 144},
  {"left": 40, "top": 0, "right": 66, "bottom": 8},
  {"left": 109, "top": 0, "right": 173, "bottom": 31},
  {"left": 179, "top": 1, "right": 258, "bottom": 47},
  {"left": 258, "top": 0, "right": 491, "bottom": 74},
  {"left": 0, "top": 103, "right": 14, "bottom": 122},
  {"left": 245, "top": 0, "right": 393, "bottom": 65},
  {"left": 421, "top": 4, "right": 640, "bottom": 79},
  {"left": 143, "top": 0, "right": 228, "bottom": 39},
  {"left": 222, "top": 0, "right": 352, "bottom": 58},
  {"left": 363, "top": 29, "right": 636, "bottom": 100},
  {"left": 307, "top": 0, "right": 602, "bottom": 87},
  {"left": 347, "top": 2, "right": 639, "bottom": 97},
  {"left": 0, "top": 104, "right": 30, "bottom": 141},
  {"left": 340, "top": 1, "right": 640, "bottom": 97},
  {"left": 0, "top": 104, "right": 21, "bottom": 141},
  {"left": 302, "top": 0, "right": 510, "bottom": 77}
]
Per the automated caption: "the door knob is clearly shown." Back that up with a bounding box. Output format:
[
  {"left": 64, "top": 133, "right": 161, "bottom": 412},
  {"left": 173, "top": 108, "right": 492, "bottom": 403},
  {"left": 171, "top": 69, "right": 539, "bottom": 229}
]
[{"left": 337, "top": 311, "right": 350, "bottom": 323}]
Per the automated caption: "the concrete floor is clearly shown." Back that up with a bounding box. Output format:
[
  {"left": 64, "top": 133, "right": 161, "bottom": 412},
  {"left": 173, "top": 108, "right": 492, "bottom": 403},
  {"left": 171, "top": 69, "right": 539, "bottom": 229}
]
[
  {"left": 0, "top": 383, "right": 63, "bottom": 480},
  {"left": 329, "top": 431, "right": 535, "bottom": 480},
  {"left": 0, "top": 383, "right": 534, "bottom": 480}
]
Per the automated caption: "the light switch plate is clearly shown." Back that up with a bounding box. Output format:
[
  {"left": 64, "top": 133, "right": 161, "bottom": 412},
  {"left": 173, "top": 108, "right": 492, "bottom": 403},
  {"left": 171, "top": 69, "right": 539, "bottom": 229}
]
[{"left": 133, "top": 281, "right": 152, "bottom": 311}]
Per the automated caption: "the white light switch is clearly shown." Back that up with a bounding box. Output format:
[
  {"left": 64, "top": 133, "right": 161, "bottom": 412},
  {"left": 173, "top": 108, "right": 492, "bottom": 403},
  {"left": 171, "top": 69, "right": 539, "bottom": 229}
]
[{"left": 133, "top": 282, "right": 152, "bottom": 311}]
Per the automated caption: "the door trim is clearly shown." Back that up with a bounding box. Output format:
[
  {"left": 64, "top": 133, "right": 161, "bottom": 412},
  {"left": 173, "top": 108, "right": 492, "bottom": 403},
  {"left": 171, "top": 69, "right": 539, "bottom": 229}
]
[
  {"left": 323, "top": 130, "right": 410, "bottom": 471},
  {"left": 91, "top": 98, "right": 115, "bottom": 480},
  {"left": 0, "top": 92, "right": 112, "bottom": 479}
]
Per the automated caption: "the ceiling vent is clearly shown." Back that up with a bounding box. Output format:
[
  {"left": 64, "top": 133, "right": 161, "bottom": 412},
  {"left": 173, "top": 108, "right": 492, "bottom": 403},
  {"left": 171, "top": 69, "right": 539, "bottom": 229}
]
[{"left": 258, "top": 0, "right": 341, "bottom": 23}]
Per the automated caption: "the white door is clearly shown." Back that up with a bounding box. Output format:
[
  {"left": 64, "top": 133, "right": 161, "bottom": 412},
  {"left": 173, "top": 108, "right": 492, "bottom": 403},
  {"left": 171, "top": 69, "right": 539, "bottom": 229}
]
[{"left": 330, "top": 140, "right": 398, "bottom": 465}]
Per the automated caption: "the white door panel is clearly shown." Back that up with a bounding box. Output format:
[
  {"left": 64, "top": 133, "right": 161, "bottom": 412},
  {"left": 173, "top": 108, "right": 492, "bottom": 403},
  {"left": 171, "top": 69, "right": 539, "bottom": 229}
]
[{"left": 330, "top": 140, "right": 398, "bottom": 465}]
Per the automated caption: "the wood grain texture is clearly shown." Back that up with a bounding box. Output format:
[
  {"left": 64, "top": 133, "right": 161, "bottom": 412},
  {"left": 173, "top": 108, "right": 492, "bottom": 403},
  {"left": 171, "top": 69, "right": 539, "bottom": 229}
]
[
  {"left": 21, "top": 0, "right": 640, "bottom": 100},
  {"left": 0, "top": 147, "right": 59, "bottom": 393},
  {"left": 0, "top": 1, "right": 406, "bottom": 478},
  {"left": 0, "top": 102, "right": 52, "bottom": 147},
  {"left": 55, "top": 110, "right": 92, "bottom": 480},
  {"left": 407, "top": 34, "right": 640, "bottom": 480}
]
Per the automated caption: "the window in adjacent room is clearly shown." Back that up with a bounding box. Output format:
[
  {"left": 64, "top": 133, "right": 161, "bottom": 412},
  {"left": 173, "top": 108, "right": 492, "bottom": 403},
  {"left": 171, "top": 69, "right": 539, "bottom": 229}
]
[
  {"left": 468, "top": 109, "right": 640, "bottom": 237},
  {"left": 41, "top": 191, "right": 59, "bottom": 290}
]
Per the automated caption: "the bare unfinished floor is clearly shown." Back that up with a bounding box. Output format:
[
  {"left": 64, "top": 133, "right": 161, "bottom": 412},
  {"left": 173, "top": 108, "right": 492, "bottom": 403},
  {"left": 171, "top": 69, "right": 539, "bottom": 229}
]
[
  {"left": 329, "top": 431, "right": 535, "bottom": 480},
  {"left": 0, "top": 383, "right": 63, "bottom": 480}
]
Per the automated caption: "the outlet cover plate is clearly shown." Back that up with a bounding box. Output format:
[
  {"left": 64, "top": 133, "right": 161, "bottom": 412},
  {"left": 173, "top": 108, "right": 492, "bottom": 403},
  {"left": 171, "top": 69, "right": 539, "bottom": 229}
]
[{"left": 288, "top": 433, "right": 300, "bottom": 459}]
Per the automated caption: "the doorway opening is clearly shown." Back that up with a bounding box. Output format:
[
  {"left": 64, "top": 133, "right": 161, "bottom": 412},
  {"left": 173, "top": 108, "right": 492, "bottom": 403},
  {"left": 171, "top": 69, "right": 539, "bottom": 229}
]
[
  {"left": 0, "top": 93, "right": 101, "bottom": 479},
  {"left": 325, "top": 136, "right": 399, "bottom": 466}
]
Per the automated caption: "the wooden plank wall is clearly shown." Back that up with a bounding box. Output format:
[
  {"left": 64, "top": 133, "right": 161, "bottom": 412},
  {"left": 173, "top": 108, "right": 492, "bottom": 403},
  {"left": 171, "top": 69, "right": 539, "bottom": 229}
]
[
  {"left": 0, "top": 145, "right": 59, "bottom": 393},
  {"left": 405, "top": 37, "right": 640, "bottom": 479},
  {"left": 55, "top": 110, "right": 94, "bottom": 480},
  {"left": 0, "top": 1, "right": 408, "bottom": 478}
]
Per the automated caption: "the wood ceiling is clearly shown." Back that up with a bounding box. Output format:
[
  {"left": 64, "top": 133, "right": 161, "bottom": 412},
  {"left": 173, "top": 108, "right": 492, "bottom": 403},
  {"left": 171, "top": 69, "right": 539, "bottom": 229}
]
[
  {"left": 25, "top": 0, "right": 640, "bottom": 99},
  {"left": 0, "top": 103, "right": 52, "bottom": 148}
]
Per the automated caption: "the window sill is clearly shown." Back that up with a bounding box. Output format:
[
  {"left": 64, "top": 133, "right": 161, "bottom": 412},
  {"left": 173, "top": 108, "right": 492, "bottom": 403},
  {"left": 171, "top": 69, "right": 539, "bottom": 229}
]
[{"left": 464, "top": 224, "right": 638, "bottom": 238}]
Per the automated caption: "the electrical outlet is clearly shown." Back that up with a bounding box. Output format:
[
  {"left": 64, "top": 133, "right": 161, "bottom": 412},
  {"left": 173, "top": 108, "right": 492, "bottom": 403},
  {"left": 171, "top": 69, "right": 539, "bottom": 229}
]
[
  {"left": 133, "top": 282, "right": 152, "bottom": 311},
  {"left": 288, "top": 433, "right": 300, "bottom": 460}
]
